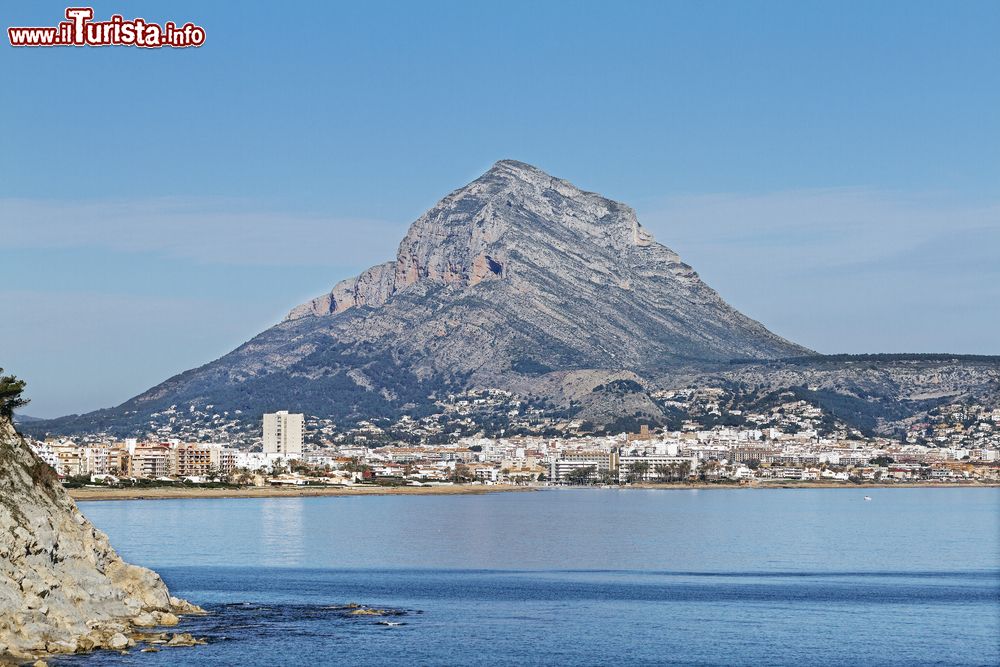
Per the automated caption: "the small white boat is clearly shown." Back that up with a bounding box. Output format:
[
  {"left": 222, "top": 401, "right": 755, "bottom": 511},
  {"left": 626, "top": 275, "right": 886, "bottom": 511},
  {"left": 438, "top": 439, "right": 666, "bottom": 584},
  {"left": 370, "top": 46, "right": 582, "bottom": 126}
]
[{"left": 864, "top": 496, "right": 872, "bottom": 501}]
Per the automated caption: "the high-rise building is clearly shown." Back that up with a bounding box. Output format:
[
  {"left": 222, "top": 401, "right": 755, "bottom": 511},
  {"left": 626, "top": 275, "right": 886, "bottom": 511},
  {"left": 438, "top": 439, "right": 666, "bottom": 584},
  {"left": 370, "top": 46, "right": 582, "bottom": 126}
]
[{"left": 262, "top": 411, "right": 304, "bottom": 458}]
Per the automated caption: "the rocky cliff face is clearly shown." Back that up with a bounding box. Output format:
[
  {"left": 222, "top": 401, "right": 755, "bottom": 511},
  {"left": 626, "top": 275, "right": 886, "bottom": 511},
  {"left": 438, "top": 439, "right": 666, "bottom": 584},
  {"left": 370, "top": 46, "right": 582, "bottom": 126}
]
[
  {"left": 0, "top": 417, "right": 200, "bottom": 660},
  {"left": 29, "top": 160, "right": 812, "bottom": 435},
  {"left": 285, "top": 160, "right": 805, "bottom": 366}
]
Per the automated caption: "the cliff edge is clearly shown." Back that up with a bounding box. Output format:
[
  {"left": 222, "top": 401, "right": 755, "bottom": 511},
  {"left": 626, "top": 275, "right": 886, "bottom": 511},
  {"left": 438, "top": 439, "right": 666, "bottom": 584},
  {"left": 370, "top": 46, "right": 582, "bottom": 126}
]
[{"left": 0, "top": 417, "right": 201, "bottom": 661}]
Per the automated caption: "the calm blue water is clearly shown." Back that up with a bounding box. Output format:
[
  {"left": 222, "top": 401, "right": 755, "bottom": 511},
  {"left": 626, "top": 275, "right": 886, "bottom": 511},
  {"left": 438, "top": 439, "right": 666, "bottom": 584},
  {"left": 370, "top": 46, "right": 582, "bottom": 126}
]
[{"left": 60, "top": 488, "right": 999, "bottom": 666}]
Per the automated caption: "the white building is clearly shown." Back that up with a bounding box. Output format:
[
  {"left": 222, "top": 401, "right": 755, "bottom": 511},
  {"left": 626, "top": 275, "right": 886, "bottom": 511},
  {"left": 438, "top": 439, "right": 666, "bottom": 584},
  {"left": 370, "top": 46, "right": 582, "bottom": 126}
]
[
  {"left": 618, "top": 454, "right": 697, "bottom": 482},
  {"left": 549, "top": 449, "right": 618, "bottom": 483},
  {"left": 235, "top": 451, "right": 289, "bottom": 473},
  {"left": 262, "top": 411, "right": 304, "bottom": 458},
  {"left": 81, "top": 445, "right": 110, "bottom": 476},
  {"left": 28, "top": 440, "right": 61, "bottom": 471}
]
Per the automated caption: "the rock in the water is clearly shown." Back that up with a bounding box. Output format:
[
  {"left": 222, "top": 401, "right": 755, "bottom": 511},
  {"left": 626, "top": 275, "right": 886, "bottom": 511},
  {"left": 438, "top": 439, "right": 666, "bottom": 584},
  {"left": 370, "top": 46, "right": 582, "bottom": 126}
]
[
  {"left": 43, "top": 639, "right": 76, "bottom": 655},
  {"left": 166, "top": 632, "right": 205, "bottom": 647},
  {"left": 0, "top": 417, "right": 203, "bottom": 661},
  {"left": 132, "top": 612, "right": 158, "bottom": 628},
  {"left": 349, "top": 608, "right": 387, "bottom": 616},
  {"left": 169, "top": 596, "right": 203, "bottom": 614},
  {"left": 155, "top": 611, "right": 180, "bottom": 626}
]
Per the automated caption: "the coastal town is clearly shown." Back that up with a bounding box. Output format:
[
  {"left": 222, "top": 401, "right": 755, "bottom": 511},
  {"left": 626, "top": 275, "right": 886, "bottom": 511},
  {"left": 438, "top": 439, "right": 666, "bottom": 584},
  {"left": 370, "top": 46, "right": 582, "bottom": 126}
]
[{"left": 26, "top": 397, "right": 1000, "bottom": 490}]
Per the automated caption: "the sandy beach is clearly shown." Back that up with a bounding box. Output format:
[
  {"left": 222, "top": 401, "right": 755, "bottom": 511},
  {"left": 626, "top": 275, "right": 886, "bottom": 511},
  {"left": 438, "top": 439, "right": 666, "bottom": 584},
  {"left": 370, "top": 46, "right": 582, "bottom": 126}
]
[{"left": 67, "top": 480, "right": 998, "bottom": 501}]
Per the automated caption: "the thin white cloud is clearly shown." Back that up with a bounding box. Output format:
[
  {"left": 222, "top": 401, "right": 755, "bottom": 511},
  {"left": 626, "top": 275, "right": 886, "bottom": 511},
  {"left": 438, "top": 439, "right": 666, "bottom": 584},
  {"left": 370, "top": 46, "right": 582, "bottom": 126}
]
[
  {"left": 636, "top": 188, "right": 1000, "bottom": 354},
  {"left": 0, "top": 197, "right": 408, "bottom": 267},
  {"left": 638, "top": 188, "right": 999, "bottom": 277}
]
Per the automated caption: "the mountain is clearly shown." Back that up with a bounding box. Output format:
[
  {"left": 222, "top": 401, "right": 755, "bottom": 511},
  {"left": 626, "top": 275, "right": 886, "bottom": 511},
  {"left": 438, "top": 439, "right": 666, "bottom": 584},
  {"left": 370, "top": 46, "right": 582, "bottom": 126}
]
[
  {"left": 29, "top": 160, "right": 812, "bottom": 436},
  {"left": 12, "top": 413, "right": 43, "bottom": 424}
]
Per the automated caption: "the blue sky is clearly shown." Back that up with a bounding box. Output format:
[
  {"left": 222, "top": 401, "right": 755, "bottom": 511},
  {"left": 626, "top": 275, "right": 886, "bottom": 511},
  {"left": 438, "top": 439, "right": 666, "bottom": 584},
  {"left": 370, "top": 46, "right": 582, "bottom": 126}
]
[{"left": 2, "top": 0, "right": 997, "bottom": 417}]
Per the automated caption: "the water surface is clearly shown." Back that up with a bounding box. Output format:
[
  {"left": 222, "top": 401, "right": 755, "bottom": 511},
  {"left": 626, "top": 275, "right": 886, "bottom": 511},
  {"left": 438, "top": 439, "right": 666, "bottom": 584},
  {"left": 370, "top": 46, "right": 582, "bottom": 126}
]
[{"left": 62, "top": 488, "right": 1000, "bottom": 665}]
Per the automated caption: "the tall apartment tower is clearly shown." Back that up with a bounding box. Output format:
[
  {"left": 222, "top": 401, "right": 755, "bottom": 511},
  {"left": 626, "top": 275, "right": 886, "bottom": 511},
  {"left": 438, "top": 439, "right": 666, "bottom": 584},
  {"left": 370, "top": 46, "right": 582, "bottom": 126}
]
[{"left": 262, "top": 411, "right": 304, "bottom": 458}]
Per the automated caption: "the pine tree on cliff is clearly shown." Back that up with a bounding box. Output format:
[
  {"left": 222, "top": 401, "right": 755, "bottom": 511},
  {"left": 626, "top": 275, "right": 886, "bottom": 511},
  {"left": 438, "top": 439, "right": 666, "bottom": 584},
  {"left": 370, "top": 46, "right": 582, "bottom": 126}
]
[{"left": 0, "top": 368, "right": 28, "bottom": 419}]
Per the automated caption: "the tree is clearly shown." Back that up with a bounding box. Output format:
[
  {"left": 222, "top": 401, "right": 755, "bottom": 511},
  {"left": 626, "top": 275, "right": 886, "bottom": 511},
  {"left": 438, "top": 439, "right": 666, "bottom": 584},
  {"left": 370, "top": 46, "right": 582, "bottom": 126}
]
[
  {"left": 565, "top": 466, "right": 596, "bottom": 485},
  {"left": 234, "top": 468, "right": 256, "bottom": 486},
  {"left": 0, "top": 369, "right": 29, "bottom": 419},
  {"left": 698, "top": 460, "right": 722, "bottom": 481},
  {"left": 654, "top": 464, "right": 672, "bottom": 482},
  {"left": 598, "top": 469, "right": 618, "bottom": 485},
  {"left": 343, "top": 457, "right": 371, "bottom": 473},
  {"left": 627, "top": 460, "right": 650, "bottom": 483},
  {"left": 452, "top": 463, "right": 474, "bottom": 483}
]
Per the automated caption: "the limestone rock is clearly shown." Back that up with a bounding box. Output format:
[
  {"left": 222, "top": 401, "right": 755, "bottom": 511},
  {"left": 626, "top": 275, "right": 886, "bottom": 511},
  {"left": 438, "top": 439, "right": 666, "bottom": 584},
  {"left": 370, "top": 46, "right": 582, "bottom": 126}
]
[
  {"left": 166, "top": 632, "right": 205, "bottom": 647},
  {"left": 155, "top": 612, "right": 180, "bottom": 626},
  {"left": 0, "top": 418, "right": 203, "bottom": 661},
  {"left": 132, "top": 612, "right": 157, "bottom": 628}
]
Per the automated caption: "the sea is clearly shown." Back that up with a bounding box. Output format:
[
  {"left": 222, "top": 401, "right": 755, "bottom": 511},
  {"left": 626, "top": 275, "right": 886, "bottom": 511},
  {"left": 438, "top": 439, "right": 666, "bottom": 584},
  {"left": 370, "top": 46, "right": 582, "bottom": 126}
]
[{"left": 56, "top": 488, "right": 999, "bottom": 666}]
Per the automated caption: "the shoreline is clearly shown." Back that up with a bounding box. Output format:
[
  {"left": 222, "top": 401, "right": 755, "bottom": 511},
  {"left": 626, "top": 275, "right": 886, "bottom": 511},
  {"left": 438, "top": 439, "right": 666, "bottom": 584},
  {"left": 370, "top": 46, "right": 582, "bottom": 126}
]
[
  {"left": 625, "top": 481, "right": 1000, "bottom": 490},
  {"left": 69, "top": 484, "right": 535, "bottom": 501},
  {"left": 68, "top": 481, "right": 999, "bottom": 501}
]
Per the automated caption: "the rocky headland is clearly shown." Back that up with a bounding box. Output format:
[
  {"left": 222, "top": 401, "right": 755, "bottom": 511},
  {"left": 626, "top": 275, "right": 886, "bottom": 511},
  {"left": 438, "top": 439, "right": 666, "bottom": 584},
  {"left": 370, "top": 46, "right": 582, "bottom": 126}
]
[{"left": 0, "top": 416, "right": 203, "bottom": 662}]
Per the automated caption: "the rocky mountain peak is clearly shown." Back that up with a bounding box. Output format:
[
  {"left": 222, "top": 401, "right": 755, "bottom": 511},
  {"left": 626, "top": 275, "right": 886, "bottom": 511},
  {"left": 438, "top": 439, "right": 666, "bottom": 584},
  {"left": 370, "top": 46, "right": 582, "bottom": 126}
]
[
  {"left": 28, "top": 161, "right": 812, "bottom": 438},
  {"left": 481, "top": 158, "right": 552, "bottom": 182},
  {"left": 287, "top": 160, "right": 662, "bottom": 321},
  {"left": 461, "top": 158, "right": 655, "bottom": 246}
]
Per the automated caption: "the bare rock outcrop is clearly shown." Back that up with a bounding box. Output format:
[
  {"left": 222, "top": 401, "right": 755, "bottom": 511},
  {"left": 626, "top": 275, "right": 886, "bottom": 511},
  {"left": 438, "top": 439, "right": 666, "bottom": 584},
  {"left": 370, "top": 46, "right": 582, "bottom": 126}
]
[
  {"left": 0, "top": 417, "right": 202, "bottom": 661},
  {"left": 284, "top": 160, "right": 739, "bottom": 328}
]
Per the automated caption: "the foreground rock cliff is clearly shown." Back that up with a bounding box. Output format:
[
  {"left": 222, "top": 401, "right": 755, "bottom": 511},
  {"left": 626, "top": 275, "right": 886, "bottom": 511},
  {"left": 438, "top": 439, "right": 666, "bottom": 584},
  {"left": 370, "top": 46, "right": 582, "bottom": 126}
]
[{"left": 0, "top": 417, "right": 200, "bottom": 661}]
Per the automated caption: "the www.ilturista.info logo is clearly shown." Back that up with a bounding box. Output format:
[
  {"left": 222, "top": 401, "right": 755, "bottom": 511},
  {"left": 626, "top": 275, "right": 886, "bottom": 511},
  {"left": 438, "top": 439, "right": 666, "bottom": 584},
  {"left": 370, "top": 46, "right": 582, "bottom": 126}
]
[{"left": 8, "top": 7, "right": 205, "bottom": 48}]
